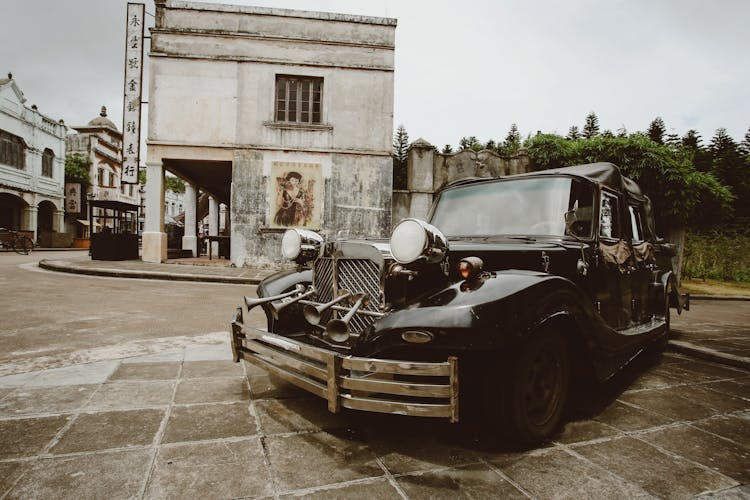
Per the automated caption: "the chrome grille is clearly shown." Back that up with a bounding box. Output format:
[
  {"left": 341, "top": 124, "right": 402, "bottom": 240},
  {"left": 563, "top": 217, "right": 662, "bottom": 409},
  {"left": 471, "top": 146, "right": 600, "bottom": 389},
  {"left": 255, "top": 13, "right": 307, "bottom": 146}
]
[{"left": 313, "top": 257, "right": 382, "bottom": 333}]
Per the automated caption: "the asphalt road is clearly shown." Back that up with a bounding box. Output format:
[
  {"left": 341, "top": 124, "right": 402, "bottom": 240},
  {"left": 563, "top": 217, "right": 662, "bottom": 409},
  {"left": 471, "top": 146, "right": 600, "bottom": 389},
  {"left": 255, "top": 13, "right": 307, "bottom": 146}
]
[{"left": 0, "top": 251, "right": 265, "bottom": 376}]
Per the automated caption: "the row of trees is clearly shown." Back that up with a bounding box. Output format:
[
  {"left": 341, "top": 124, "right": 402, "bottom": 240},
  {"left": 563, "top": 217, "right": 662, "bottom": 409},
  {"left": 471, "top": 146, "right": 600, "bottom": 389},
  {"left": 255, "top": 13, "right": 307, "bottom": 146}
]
[{"left": 393, "top": 115, "right": 750, "bottom": 229}]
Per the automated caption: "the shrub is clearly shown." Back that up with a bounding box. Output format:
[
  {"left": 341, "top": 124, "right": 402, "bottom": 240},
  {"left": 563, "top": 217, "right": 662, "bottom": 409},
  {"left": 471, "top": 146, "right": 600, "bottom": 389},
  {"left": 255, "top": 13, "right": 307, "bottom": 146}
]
[{"left": 682, "top": 230, "right": 750, "bottom": 282}]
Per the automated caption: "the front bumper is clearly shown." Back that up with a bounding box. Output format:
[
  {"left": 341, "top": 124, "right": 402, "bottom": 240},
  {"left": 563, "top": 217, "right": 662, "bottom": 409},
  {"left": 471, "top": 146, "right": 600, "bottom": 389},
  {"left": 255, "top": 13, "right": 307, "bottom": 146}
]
[{"left": 231, "top": 307, "right": 459, "bottom": 422}]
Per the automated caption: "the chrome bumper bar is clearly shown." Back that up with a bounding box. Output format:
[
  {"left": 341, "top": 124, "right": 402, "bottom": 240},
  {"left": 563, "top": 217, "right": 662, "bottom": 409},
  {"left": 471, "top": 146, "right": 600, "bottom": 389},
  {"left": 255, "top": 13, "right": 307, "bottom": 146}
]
[{"left": 230, "top": 308, "right": 459, "bottom": 422}]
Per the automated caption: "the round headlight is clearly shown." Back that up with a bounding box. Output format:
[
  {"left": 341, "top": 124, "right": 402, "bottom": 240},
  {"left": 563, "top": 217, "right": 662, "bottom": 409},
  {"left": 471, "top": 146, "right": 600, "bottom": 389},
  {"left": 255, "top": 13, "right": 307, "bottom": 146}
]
[
  {"left": 280, "top": 228, "right": 324, "bottom": 264},
  {"left": 390, "top": 219, "right": 427, "bottom": 263},
  {"left": 389, "top": 218, "right": 448, "bottom": 264},
  {"left": 281, "top": 229, "right": 302, "bottom": 259}
]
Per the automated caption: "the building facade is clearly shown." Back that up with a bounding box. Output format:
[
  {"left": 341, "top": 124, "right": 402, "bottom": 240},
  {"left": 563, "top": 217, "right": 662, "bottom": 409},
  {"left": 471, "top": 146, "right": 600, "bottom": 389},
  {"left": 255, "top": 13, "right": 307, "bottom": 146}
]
[
  {"left": 0, "top": 74, "right": 67, "bottom": 242},
  {"left": 66, "top": 107, "right": 141, "bottom": 237},
  {"left": 145, "top": 0, "right": 396, "bottom": 266}
]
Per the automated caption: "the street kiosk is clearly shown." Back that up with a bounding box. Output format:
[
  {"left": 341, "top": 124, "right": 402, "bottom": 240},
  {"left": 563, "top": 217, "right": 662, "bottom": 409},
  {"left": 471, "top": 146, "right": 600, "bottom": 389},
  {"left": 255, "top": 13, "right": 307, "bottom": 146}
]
[{"left": 89, "top": 200, "right": 139, "bottom": 260}]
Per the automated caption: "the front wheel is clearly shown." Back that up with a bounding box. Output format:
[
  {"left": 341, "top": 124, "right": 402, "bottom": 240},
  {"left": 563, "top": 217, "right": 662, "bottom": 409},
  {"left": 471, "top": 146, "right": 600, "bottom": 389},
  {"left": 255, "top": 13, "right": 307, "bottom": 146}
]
[
  {"left": 15, "top": 236, "right": 33, "bottom": 255},
  {"left": 507, "top": 330, "right": 570, "bottom": 445}
]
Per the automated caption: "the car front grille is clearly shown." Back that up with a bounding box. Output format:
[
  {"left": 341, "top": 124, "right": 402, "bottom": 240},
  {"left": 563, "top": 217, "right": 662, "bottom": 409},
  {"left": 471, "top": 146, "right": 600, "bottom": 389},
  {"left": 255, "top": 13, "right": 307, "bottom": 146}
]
[{"left": 313, "top": 257, "right": 382, "bottom": 334}]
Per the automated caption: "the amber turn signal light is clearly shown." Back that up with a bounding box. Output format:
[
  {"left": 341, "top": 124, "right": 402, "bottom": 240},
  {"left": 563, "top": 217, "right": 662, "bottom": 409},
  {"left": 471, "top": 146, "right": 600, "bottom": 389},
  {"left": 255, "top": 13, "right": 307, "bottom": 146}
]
[{"left": 458, "top": 256, "right": 484, "bottom": 280}]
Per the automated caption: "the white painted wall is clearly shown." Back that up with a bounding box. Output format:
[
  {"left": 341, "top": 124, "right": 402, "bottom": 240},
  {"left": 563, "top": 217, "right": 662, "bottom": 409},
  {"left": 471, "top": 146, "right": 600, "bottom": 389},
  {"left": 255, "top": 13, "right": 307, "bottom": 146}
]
[{"left": 0, "top": 79, "right": 66, "bottom": 235}]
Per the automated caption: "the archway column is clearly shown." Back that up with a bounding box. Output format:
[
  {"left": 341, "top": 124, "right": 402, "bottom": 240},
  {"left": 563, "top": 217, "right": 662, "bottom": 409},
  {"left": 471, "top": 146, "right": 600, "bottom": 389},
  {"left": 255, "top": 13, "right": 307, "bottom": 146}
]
[
  {"left": 208, "top": 196, "right": 219, "bottom": 256},
  {"left": 53, "top": 209, "right": 65, "bottom": 232},
  {"left": 182, "top": 181, "right": 197, "bottom": 257},
  {"left": 142, "top": 161, "right": 167, "bottom": 262},
  {"left": 22, "top": 206, "right": 38, "bottom": 241}
]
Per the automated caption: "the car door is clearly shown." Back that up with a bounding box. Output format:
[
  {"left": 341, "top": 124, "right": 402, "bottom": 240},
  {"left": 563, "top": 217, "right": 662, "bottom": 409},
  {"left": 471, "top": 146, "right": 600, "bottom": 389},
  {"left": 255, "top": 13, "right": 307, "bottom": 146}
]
[
  {"left": 592, "top": 188, "right": 633, "bottom": 330},
  {"left": 628, "top": 203, "right": 653, "bottom": 324}
]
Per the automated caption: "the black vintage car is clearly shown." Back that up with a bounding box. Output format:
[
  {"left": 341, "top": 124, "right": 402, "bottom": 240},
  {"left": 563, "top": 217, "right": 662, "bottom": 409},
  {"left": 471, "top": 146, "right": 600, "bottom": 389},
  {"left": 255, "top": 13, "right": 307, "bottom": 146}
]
[{"left": 231, "top": 162, "right": 689, "bottom": 444}]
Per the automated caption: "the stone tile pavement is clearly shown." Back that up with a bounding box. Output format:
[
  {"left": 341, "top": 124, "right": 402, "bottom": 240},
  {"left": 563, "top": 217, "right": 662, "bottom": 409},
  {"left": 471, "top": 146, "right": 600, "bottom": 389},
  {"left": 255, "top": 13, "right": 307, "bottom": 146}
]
[{"left": 1, "top": 336, "right": 748, "bottom": 499}]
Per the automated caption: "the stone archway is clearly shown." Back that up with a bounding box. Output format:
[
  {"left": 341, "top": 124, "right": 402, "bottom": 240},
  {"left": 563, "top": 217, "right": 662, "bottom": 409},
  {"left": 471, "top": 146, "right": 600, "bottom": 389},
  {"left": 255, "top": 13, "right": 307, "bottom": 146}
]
[
  {"left": 0, "top": 192, "right": 28, "bottom": 230},
  {"left": 37, "top": 200, "right": 56, "bottom": 232}
]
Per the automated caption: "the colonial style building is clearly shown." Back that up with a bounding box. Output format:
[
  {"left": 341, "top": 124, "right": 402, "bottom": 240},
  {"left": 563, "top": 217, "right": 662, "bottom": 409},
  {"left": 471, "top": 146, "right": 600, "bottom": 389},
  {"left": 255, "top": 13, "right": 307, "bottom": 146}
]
[
  {"left": 66, "top": 106, "right": 141, "bottom": 237},
  {"left": 145, "top": 0, "right": 396, "bottom": 265},
  {"left": 0, "top": 73, "right": 67, "bottom": 242}
]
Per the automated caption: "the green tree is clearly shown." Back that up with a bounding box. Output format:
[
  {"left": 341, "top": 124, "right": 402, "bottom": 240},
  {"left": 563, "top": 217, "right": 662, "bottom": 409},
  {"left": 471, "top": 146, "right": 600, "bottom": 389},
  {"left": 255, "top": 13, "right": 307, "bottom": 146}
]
[
  {"left": 682, "top": 129, "right": 702, "bottom": 149},
  {"left": 393, "top": 124, "right": 409, "bottom": 165},
  {"left": 740, "top": 126, "right": 750, "bottom": 156},
  {"left": 566, "top": 126, "right": 580, "bottom": 140},
  {"left": 64, "top": 154, "right": 92, "bottom": 187},
  {"left": 647, "top": 117, "right": 666, "bottom": 144},
  {"left": 442, "top": 144, "right": 454, "bottom": 154},
  {"left": 392, "top": 124, "right": 409, "bottom": 190},
  {"left": 165, "top": 175, "right": 185, "bottom": 193},
  {"left": 485, "top": 139, "right": 497, "bottom": 151},
  {"left": 500, "top": 123, "right": 521, "bottom": 155},
  {"left": 665, "top": 132, "right": 681, "bottom": 149},
  {"left": 710, "top": 128, "right": 749, "bottom": 217},
  {"left": 681, "top": 130, "right": 712, "bottom": 173},
  {"left": 459, "top": 136, "right": 481, "bottom": 151},
  {"left": 582, "top": 112, "right": 599, "bottom": 139},
  {"left": 710, "top": 127, "right": 735, "bottom": 156}
]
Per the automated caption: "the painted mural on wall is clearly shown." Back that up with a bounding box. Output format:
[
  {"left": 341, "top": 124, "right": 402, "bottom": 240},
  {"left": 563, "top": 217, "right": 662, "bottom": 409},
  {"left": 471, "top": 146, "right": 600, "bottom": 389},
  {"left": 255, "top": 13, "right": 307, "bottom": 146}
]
[{"left": 270, "top": 162, "right": 322, "bottom": 229}]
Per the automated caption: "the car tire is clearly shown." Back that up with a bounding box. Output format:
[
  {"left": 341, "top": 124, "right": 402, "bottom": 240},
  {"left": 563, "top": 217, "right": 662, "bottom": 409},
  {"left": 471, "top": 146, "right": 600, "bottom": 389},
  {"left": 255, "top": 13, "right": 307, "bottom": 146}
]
[{"left": 506, "top": 329, "right": 570, "bottom": 445}]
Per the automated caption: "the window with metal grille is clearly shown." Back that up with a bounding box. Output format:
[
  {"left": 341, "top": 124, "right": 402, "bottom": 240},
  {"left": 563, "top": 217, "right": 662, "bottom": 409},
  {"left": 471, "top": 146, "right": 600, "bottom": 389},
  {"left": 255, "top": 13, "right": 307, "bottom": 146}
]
[
  {"left": 42, "top": 148, "right": 54, "bottom": 177},
  {"left": 0, "top": 129, "right": 26, "bottom": 169},
  {"left": 275, "top": 75, "right": 323, "bottom": 124}
]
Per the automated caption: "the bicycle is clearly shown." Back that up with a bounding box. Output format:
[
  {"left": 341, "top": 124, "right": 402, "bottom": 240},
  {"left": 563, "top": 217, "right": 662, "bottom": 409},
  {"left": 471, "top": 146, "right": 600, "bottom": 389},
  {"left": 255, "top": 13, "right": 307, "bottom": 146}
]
[{"left": 0, "top": 228, "right": 34, "bottom": 255}]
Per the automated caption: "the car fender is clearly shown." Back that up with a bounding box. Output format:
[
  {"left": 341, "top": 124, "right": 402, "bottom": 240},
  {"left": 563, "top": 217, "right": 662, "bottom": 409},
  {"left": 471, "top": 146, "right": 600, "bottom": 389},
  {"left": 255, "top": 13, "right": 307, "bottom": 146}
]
[
  {"left": 369, "top": 270, "right": 597, "bottom": 349},
  {"left": 256, "top": 269, "right": 312, "bottom": 332},
  {"left": 257, "top": 269, "right": 312, "bottom": 299},
  {"left": 660, "top": 271, "right": 682, "bottom": 314}
]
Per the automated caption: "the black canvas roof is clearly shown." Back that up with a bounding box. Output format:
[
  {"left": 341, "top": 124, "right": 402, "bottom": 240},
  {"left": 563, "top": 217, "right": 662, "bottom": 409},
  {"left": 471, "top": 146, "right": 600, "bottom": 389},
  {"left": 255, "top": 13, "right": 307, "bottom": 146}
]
[{"left": 517, "top": 162, "right": 647, "bottom": 202}]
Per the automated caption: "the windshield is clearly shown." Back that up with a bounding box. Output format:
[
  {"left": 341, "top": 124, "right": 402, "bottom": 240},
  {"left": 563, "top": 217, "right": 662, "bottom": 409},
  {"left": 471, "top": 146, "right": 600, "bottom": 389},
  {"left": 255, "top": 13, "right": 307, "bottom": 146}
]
[{"left": 430, "top": 176, "right": 594, "bottom": 237}]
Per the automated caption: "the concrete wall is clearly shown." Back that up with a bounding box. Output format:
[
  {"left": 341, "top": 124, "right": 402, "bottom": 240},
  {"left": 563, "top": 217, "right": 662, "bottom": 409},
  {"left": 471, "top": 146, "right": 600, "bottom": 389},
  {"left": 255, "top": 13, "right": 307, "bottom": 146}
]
[
  {"left": 148, "top": 0, "right": 396, "bottom": 265},
  {"left": 393, "top": 140, "right": 532, "bottom": 223}
]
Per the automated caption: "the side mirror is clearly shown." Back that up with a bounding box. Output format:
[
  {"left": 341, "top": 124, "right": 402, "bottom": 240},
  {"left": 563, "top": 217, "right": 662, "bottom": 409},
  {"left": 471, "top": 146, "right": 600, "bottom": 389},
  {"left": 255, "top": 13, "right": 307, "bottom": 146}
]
[
  {"left": 565, "top": 209, "right": 589, "bottom": 276},
  {"left": 564, "top": 209, "right": 577, "bottom": 232}
]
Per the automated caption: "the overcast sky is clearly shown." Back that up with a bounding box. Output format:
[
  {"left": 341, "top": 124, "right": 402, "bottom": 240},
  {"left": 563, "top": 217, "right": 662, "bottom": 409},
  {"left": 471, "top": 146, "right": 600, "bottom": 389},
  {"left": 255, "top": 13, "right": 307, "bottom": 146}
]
[{"left": 2, "top": 0, "right": 748, "bottom": 152}]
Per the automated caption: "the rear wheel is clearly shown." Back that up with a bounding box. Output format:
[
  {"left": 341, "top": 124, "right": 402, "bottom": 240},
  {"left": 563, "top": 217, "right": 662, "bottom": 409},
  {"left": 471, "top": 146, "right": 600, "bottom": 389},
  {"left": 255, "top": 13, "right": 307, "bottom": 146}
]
[
  {"left": 507, "top": 330, "right": 570, "bottom": 445},
  {"left": 15, "top": 236, "right": 33, "bottom": 255}
]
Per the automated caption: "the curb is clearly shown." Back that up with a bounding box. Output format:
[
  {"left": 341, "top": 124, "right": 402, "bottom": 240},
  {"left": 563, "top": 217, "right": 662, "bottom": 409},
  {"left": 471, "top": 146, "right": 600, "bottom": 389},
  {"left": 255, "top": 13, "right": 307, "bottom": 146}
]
[
  {"left": 689, "top": 294, "right": 750, "bottom": 301},
  {"left": 668, "top": 340, "right": 750, "bottom": 371},
  {"left": 38, "top": 259, "right": 262, "bottom": 285}
]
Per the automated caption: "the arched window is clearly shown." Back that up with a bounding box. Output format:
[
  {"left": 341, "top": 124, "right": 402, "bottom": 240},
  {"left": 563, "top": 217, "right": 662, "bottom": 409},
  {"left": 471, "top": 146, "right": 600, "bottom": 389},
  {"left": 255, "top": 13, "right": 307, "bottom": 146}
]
[
  {"left": 42, "top": 148, "right": 54, "bottom": 177},
  {"left": 0, "top": 129, "right": 26, "bottom": 169}
]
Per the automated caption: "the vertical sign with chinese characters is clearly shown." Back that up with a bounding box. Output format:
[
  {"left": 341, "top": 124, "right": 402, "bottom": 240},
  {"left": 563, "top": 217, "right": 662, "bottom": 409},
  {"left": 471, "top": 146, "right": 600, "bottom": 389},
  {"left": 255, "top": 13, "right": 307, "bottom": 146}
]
[
  {"left": 121, "top": 3, "right": 145, "bottom": 184},
  {"left": 65, "top": 183, "right": 81, "bottom": 214}
]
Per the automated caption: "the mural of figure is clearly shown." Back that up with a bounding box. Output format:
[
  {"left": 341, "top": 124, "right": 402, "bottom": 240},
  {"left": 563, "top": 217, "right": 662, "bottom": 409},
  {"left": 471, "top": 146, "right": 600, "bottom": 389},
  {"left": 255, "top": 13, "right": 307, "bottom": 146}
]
[{"left": 274, "top": 171, "right": 310, "bottom": 227}]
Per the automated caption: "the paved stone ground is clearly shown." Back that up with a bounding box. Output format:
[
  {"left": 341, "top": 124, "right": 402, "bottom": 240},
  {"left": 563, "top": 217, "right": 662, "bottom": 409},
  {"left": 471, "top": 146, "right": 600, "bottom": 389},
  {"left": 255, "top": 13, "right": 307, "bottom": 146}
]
[{"left": 1, "top": 336, "right": 748, "bottom": 499}]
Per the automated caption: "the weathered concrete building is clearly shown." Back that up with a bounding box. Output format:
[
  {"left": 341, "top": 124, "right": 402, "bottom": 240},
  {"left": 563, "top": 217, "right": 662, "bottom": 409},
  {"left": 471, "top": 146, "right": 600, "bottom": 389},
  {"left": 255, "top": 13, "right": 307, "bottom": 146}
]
[
  {"left": 146, "top": 0, "right": 396, "bottom": 266},
  {"left": 0, "top": 74, "right": 67, "bottom": 242}
]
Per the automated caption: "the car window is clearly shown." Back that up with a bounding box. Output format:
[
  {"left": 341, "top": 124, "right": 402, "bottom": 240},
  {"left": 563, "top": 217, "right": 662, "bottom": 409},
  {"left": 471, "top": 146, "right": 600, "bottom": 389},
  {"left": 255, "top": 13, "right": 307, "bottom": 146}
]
[
  {"left": 430, "top": 177, "right": 594, "bottom": 237},
  {"left": 629, "top": 205, "right": 643, "bottom": 242},
  {"left": 599, "top": 191, "right": 620, "bottom": 239}
]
